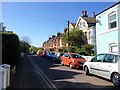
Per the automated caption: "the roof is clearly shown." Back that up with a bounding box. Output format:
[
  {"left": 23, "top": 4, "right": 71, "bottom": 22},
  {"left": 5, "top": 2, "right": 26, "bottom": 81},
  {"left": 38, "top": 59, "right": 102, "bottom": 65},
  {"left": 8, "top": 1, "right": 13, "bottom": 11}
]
[
  {"left": 70, "top": 23, "right": 76, "bottom": 27},
  {"left": 82, "top": 17, "right": 95, "bottom": 23},
  {"left": 96, "top": 1, "right": 120, "bottom": 16}
]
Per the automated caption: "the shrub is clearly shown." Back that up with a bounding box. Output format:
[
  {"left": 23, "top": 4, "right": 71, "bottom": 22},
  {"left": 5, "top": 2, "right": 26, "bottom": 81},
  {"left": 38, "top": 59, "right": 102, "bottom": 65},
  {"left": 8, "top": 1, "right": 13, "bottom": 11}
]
[{"left": 1, "top": 32, "right": 20, "bottom": 69}]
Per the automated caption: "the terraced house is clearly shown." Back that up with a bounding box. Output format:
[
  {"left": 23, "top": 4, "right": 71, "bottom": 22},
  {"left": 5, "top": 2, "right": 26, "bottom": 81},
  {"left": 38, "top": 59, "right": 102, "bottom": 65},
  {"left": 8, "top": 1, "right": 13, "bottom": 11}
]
[
  {"left": 75, "top": 11, "right": 96, "bottom": 52},
  {"left": 96, "top": 1, "right": 120, "bottom": 54}
]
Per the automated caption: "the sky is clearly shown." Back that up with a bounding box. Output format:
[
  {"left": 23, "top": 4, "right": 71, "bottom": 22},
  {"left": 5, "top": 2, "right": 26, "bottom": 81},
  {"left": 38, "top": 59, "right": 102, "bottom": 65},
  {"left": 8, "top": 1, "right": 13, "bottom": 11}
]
[{"left": 1, "top": 2, "right": 116, "bottom": 47}]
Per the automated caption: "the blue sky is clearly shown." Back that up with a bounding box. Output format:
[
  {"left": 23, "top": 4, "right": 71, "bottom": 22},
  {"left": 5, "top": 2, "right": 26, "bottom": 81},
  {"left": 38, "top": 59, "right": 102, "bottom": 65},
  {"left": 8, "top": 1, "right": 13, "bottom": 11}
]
[{"left": 2, "top": 2, "right": 115, "bottom": 47}]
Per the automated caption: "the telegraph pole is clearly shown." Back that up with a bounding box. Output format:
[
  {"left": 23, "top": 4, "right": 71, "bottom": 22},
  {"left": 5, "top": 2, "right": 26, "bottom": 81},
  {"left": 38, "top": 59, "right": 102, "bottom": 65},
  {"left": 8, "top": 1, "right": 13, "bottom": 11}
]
[{"left": 68, "top": 20, "right": 70, "bottom": 47}]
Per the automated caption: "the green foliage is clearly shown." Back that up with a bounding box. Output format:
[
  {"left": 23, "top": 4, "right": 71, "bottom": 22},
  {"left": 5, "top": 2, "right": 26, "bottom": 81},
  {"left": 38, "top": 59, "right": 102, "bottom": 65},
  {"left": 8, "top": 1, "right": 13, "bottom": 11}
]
[
  {"left": 62, "top": 29, "right": 86, "bottom": 48},
  {"left": 49, "top": 48, "right": 54, "bottom": 51},
  {"left": 57, "top": 32, "right": 62, "bottom": 37},
  {"left": 64, "top": 28, "right": 67, "bottom": 33},
  {"left": 82, "top": 44, "right": 94, "bottom": 55},
  {"left": 52, "top": 35, "right": 56, "bottom": 38},
  {"left": 60, "top": 44, "right": 94, "bottom": 56},
  {"left": 59, "top": 48, "right": 63, "bottom": 52},
  {"left": 29, "top": 46, "right": 38, "bottom": 52},
  {"left": 2, "top": 32, "right": 20, "bottom": 68},
  {"left": 77, "top": 48, "right": 87, "bottom": 55},
  {"left": 20, "top": 40, "right": 30, "bottom": 53},
  {"left": 67, "top": 46, "right": 78, "bottom": 53}
]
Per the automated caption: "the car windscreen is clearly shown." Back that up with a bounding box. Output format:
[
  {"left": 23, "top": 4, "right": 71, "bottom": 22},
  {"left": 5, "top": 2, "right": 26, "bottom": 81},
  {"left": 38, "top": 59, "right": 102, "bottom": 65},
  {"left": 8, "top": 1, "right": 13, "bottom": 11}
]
[{"left": 71, "top": 54, "right": 83, "bottom": 58}]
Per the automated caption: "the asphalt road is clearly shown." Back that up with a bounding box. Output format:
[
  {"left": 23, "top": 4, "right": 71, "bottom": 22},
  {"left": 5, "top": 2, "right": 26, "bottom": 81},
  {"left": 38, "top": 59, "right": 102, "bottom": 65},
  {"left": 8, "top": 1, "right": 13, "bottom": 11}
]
[{"left": 26, "top": 54, "right": 117, "bottom": 89}]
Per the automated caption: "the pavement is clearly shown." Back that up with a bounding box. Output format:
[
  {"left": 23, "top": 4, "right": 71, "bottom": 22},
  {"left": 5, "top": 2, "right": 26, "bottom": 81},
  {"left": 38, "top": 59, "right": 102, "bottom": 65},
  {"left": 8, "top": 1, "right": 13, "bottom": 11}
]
[{"left": 7, "top": 54, "right": 51, "bottom": 89}]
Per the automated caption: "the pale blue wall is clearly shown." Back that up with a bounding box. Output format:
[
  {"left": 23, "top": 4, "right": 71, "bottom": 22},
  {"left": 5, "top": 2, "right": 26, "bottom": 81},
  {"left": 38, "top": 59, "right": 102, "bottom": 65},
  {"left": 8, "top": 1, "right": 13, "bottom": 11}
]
[
  {"left": 96, "top": 4, "right": 119, "bottom": 54},
  {"left": 97, "top": 31, "right": 118, "bottom": 54}
]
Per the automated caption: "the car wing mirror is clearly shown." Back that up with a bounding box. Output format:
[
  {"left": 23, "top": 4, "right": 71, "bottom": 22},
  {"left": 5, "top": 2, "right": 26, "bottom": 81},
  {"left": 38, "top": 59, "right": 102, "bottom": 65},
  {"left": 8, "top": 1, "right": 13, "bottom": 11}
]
[{"left": 68, "top": 56, "right": 70, "bottom": 59}]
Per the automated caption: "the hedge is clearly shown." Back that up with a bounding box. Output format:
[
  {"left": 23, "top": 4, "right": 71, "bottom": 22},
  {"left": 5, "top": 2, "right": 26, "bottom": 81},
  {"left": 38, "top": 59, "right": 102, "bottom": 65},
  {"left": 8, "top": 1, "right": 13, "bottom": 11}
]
[{"left": 1, "top": 32, "right": 20, "bottom": 68}]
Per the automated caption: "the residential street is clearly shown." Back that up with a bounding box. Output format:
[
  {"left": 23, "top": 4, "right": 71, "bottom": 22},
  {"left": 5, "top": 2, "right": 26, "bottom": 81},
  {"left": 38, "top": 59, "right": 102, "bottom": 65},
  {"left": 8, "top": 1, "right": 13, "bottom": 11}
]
[
  {"left": 9, "top": 54, "right": 56, "bottom": 89},
  {"left": 8, "top": 54, "right": 118, "bottom": 89}
]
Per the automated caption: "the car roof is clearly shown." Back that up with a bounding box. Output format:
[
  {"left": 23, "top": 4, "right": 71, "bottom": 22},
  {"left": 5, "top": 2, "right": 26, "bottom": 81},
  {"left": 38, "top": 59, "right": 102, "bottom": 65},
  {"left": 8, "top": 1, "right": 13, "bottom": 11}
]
[{"left": 98, "top": 53, "right": 120, "bottom": 56}]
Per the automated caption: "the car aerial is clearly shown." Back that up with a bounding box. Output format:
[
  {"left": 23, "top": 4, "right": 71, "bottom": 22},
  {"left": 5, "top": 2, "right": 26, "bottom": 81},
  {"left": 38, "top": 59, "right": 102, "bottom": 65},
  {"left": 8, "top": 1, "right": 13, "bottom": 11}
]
[
  {"left": 61, "top": 53, "right": 86, "bottom": 69},
  {"left": 83, "top": 53, "right": 120, "bottom": 87}
]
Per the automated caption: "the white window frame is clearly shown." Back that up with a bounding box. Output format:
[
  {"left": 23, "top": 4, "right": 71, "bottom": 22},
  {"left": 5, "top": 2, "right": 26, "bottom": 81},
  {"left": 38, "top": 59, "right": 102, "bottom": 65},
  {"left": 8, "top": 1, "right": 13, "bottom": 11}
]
[
  {"left": 108, "top": 11, "right": 117, "bottom": 29},
  {"left": 109, "top": 43, "right": 118, "bottom": 53}
]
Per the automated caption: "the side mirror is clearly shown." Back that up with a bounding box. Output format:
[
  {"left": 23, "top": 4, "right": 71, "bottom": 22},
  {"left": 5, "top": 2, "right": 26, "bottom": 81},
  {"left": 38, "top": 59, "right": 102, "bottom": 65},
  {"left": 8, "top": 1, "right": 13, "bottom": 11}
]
[{"left": 68, "top": 56, "right": 70, "bottom": 59}]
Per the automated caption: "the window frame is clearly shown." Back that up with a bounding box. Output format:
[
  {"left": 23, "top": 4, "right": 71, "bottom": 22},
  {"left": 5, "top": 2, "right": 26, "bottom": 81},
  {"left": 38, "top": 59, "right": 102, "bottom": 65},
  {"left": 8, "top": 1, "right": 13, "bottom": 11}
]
[
  {"left": 103, "top": 54, "right": 115, "bottom": 63},
  {"left": 109, "top": 43, "right": 118, "bottom": 53},
  {"left": 108, "top": 11, "right": 117, "bottom": 29},
  {"left": 91, "top": 54, "right": 105, "bottom": 62}
]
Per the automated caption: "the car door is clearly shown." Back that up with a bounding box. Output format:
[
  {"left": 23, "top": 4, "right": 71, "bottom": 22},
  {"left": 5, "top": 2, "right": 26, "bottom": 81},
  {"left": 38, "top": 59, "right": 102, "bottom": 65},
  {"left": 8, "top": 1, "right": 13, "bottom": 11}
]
[
  {"left": 62, "top": 53, "right": 68, "bottom": 65},
  {"left": 89, "top": 54, "right": 105, "bottom": 76},
  {"left": 66, "top": 54, "right": 71, "bottom": 66},
  {"left": 99, "top": 54, "right": 116, "bottom": 79}
]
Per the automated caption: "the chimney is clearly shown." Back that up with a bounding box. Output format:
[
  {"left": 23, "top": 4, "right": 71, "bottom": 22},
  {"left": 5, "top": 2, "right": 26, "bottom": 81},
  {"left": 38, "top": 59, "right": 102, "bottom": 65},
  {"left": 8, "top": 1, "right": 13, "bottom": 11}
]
[
  {"left": 82, "top": 10, "right": 85, "bottom": 16},
  {"left": 93, "top": 12, "right": 95, "bottom": 17},
  {"left": 85, "top": 10, "right": 88, "bottom": 17},
  {"left": 82, "top": 10, "right": 88, "bottom": 17}
]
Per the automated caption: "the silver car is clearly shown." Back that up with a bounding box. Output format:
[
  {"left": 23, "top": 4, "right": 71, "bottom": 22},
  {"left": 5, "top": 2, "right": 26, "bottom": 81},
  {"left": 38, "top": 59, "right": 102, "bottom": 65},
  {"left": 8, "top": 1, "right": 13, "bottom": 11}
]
[{"left": 83, "top": 53, "right": 120, "bottom": 87}]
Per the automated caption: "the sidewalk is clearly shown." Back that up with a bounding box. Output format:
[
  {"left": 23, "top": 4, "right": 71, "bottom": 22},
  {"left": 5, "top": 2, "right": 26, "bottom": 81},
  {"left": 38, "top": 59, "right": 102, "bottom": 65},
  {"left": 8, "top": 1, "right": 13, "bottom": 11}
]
[{"left": 7, "top": 55, "right": 46, "bottom": 89}]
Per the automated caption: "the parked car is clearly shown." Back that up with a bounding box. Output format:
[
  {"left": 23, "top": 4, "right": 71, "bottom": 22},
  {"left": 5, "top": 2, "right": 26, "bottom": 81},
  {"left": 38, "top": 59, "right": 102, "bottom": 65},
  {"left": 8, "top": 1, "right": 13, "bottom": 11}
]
[
  {"left": 52, "top": 52, "right": 64, "bottom": 63},
  {"left": 30, "top": 50, "right": 37, "bottom": 54},
  {"left": 61, "top": 53, "right": 86, "bottom": 69},
  {"left": 46, "top": 51, "right": 52, "bottom": 59},
  {"left": 40, "top": 51, "right": 46, "bottom": 57},
  {"left": 56, "top": 52, "right": 64, "bottom": 62},
  {"left": 46, "top": 51, "right": 55, "bottom": 60},
  {"left": 83, "top": 53, "right": 120, "bottom": 87}
]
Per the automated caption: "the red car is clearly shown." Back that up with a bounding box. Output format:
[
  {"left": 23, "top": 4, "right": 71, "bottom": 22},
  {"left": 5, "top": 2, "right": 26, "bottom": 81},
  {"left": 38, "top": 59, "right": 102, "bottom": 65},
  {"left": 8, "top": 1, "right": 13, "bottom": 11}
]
[
  {"left": 40, "top": 51, "right": 46, "bottom": 57},
  {"left": 61, "top": 53, "right": 86, "bottom": 69}
]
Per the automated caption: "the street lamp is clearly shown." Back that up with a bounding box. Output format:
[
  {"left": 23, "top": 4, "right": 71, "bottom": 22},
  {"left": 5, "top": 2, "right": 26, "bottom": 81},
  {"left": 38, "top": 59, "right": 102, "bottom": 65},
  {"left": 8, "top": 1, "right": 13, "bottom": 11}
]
[{"left": 68, "top": 20, "right": 70, "bottom": 47}]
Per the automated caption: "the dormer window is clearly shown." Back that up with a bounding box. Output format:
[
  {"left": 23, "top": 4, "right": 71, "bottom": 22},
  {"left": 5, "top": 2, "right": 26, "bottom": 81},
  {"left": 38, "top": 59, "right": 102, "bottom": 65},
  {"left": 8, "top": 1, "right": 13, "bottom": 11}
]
[{"left": 108, "top": 12, "right": 117, "bottom": 29}]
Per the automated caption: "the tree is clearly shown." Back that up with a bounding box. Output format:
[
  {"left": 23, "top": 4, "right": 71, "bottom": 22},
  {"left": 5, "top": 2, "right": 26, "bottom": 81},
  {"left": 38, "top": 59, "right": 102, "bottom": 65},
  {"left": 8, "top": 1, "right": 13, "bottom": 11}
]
[
  {"left": 62, "top": 29, "right": 86, "bottom": 48},
  {"left": 82, "top": 44, "right": 94, "bottom": 55},
  {"left": 57, "top": 32, "right": 62, "bottom": 37},
  {"left": 20, "top": 36, "right": 31, "bottom": 45},
  {"left": 52, "top": 35, "right": 56, "bottom": 38},
  {"left": 20, "top": 36, "right": 31, "bottom": 53},
  {"left": 64, "top": 28, "right": 67, "bottom": 33},
  {"left": 29, "top": 46, "right": 38, "bottom": 52}
]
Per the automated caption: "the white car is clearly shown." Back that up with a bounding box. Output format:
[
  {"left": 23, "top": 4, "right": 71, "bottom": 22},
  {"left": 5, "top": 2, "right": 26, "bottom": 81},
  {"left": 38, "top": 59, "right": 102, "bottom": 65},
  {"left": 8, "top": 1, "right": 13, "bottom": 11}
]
[{"left": 83, "top": 53, "right": 120, "bottom": 87}]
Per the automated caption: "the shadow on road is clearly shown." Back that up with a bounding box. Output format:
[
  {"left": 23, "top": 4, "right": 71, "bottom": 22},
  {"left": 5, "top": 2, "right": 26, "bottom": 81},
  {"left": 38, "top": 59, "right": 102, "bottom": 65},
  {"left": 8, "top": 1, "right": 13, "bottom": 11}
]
[
  {"left": 54, "top": 81, "right": 116, "bottom": 89},
  {"left": 9, "top": 54, "right": 118, "bottom": 89},
  {"left": 29, "top": 55, "right": 83, "bottom": 80}
]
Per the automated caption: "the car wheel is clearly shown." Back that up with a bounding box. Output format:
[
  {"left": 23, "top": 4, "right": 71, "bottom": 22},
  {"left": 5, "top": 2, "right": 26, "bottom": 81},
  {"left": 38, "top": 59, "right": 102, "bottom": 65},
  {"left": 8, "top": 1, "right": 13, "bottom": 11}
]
[
  {"left": 69, "top": 63, "right": 73, "bottom": 69},
  {"left": 85, "top": 66, "right": 89, "bottom": 75},
  {"left": 111, "top": 73, "right": 120, "bottom": 87},
  {"left": 61, "top": 61, "right": 64, "bottom": 66}
]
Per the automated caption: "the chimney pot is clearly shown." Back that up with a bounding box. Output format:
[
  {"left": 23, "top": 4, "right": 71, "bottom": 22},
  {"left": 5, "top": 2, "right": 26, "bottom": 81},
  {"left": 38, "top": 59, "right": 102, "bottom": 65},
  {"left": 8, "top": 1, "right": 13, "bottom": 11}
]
[
  {"left": 82, "top": 10, "right": 85, "bottom": 16},
  {"left": 93, "top": 12, "right": 95, "bottom": 17}
]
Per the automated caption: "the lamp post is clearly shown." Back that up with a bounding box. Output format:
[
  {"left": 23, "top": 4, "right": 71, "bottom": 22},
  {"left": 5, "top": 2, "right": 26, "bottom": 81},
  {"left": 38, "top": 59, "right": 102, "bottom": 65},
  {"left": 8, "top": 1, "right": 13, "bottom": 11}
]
[{"left": 68, "top": 20, "right": 70, "bottom": 47}]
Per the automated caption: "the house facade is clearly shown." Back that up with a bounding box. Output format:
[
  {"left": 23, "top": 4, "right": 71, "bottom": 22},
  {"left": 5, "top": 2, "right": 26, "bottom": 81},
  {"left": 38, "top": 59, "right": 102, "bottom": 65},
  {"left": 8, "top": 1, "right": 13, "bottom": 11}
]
[
  {"left": 87, "top": 26, "right": 96, "bottom": 52},
  {"left": 69, "top": 23, "right": 76, "bottom": 31},
  {"left": 96, "top": 1, "right": 120, "bottom": 54},
  {"left": 75, "top": 11, "right": 96, "bottom": 52}
]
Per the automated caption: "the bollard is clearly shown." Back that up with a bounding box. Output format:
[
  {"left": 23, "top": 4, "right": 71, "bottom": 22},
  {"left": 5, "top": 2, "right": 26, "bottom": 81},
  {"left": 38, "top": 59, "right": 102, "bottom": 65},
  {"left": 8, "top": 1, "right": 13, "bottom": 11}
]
[
  {"left": 0, "top": 64, "right": 10, "bottom": 89},
  {"left": 0, "top": 66, "right": 7, "bottom": 89}
]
